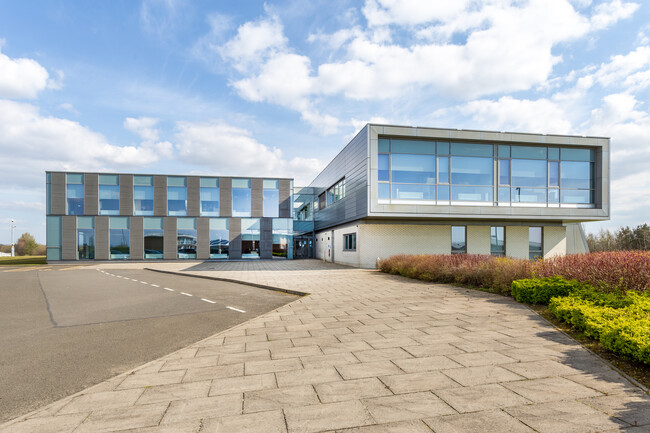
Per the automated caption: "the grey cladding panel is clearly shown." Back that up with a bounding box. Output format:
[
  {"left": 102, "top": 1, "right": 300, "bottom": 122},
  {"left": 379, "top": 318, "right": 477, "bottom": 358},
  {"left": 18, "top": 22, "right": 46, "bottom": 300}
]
[
  {"left": 187, "top": 176, "right": 200, "bottom": 216},
  {"left": 164, "top": 217, "right": 177, "bottom": 259},
  {"left": 130, "top": 217, "right": 144, "bottom": 260},
  {"left": 95, "top": 216, "right": 109, "bottom": 260},
  {"left": 260, "top": 217, "right": 273, "bottom": 259},
  {"left": 84, "top": 173, "right": 98, "bottom": 215},
  {"left": 310, "top": 126, "right": 369, "bottom": 231},
  {"left": 61, "top": 216, "right": 77, "bottom": 260},
  {"left": 120, "top": 175, "right": 134, "bottom": 215},
  {"left": 51, "top": 172, "right": 66, "bottom": 215},
  {"left": 154, "top": 176, "right": 167, "bottom": 216},
  {"left": 228, "top": 218, "right": 241, "bottom": 259},
  {"left": 251, "top": 178, "right": 263, "bottom": 218},
  {"left": 197, "top": 217, "right": 210, "bottom": 259},
  {"left": 220, "top": 178, "right": 232, "bottom": 217},
  {"left": 279, "top": 179, "right": 291, "bottom": 218}
]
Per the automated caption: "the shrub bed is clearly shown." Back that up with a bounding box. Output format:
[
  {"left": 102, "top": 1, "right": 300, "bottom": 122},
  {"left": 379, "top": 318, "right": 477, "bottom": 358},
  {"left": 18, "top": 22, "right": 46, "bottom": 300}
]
[{"left": 549, "top": 291, "right": 650, "bottom": 365}]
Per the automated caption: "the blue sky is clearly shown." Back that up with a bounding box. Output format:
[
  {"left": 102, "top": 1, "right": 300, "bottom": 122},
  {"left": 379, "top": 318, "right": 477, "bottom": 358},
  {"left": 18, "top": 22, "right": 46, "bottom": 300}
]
[{"left": 0, "top": 0, "right": 649, "bottom": 243}]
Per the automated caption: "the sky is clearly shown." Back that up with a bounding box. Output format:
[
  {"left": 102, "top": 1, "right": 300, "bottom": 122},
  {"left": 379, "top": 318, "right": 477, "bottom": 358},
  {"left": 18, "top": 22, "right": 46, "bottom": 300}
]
[{"left": 0, "top": 0, "right": 649, "bottom": 244}]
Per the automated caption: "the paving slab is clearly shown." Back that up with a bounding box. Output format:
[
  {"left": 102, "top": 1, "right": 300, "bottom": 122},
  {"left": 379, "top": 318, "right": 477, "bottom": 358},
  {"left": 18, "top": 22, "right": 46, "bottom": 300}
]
[{"left": 1, "top": 260, "right": 647, "bottom": 433}]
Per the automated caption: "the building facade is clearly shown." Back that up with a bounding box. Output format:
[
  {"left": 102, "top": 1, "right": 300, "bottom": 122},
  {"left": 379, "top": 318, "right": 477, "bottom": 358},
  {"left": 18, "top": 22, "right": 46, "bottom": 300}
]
[
  {"left": 45, "top": 174, "right": 293, "bottom": 261},
  {"left": 46, "top": 124, "right": 609, "bottom": 266},
  {"left": 307, "top": 124, "right": 608, "bottom": 268}
]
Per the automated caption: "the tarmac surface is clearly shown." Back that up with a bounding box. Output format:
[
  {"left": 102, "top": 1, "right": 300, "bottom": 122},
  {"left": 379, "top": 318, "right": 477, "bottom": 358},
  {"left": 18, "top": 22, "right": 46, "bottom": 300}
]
[
  {"left": 0, "top": 265, "right": 297, "bottom": 423},
  {"left": 1, "top": 259, "right": 649, "bottom": 433}
]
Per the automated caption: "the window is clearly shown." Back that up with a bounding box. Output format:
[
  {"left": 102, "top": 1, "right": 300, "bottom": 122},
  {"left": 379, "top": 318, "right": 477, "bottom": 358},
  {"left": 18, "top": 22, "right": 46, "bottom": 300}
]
[
  {"left": 134, "top": 176, "right": 154, "bottom": 216},
  {"left": 177, "top": 218, "right": 196, "bottom": 259},
  {"left": 318, "top": 192, "right": 326, "bottom": 210},
  {"left": 391, "top": 154, "right": 435, "bottom": 183},
  {"left": 200, "top": 177, "right": 220, "bottom": 216},
  {"left": 168, "top": 177, "right": 187, "bottom": 216},
  {"left": 77, "top": 217, "right": 95, "bottom": 260},
  {"left": 46, "top": 216, "right": 61, "bottom": 260},
  {"left": 343, "top": 233, "right": 356, "bottom": 251},
  {"left": 144, "top": 217, "right": 164, "bottom": 259},
  {"left": 529, "top": 227, "right": 543, "bottom": 260},
  {"left": 490, "top": 227, "right": 505, "bottom": 256},
  {"left": 66, "top": 173, "right": 84, "bottom": 215},
  {"left": 109, "top": 217, "right": 130, "bottom": 259},
  {"left": 241, "top": 218, "right": 260, "bottom": 258},
  {"left": 263, "top": 179, "right": 279, "bottom": 217},
  {"left": 272, "top": 219, "right": 292, "bottom": 258},
  {"left": 99, "top": 174, "right": 120, "bottom": 215},
  {"left": 210, "top": 218, "right": 229, "bottom": 259},
  {"left": 451, "top": 226, "right": 466, "bottom": 254},
  {"left": 232, "top": 179, "right": 251, "bottom": 217}
]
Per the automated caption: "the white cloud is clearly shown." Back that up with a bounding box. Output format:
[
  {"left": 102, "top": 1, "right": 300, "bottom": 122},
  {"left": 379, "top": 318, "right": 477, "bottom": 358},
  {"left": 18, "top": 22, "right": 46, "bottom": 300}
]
[
  {"left": 124, "top": 116, "right": 161, "bottom": 142},
  {"left": 0, "top": 100, "right": 172, "bottom": 189},
  {"left": 362, "top": 0, "right": 471, "bottom": 27},
  {"left": 219, "top": 14, "right": 287, "bottom": 73},
  {"left": 0, "top": 45, "right": 50, "bottom": 99},
  {"left": 174, "top": 120, "right": 324, "bottom": 185},
  {"left": 437, "top": 96, "right": 573, "bottom": 134},
  {"left": 140, "top": 0, "right": 188, "bottom": 37},
  {"left": 592, "top": 45, "right": 650, "bottom": 89},
  {"left": 590, "top": 0, "right": 639, "bottom": 30}
]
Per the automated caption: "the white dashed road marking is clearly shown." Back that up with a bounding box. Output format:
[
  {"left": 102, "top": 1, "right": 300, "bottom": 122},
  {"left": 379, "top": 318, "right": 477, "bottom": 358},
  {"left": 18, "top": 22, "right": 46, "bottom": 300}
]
[
  {"left": 201, "top": 298, "right": 216, "bottom": 304},
  {"left": 163, "top": 288, "right": 174, "bottom": 291},
  {"left": 140, "top": 281, "right": 148, "bottom": 284},
  {"left": 226, "top": 306, "right": 246, "bottom": 313},
  {"left": 151, "top": 284, "right": 159, "bottom": 287},
  {"left": 180, "top": 292, "right": 192, "bottom": 297}
]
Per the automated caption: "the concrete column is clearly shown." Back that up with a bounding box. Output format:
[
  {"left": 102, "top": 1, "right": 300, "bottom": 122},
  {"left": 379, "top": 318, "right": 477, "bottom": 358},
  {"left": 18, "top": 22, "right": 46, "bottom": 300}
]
[
  {"left": 119, "top": 174, "right": 134, "bottom": 216},
  {"left": 187, "top": 176, "right": 200, "bottom": 217},
  {"left": 544, "top": 226, "right": 566, "bottom": 258},
  {"left": 163, "top": 217, "right": 177, "bottom": 259},
  {"left": 61, "top": 216, "right": 77, "bottom": 260},
  {"left": 505, "top": 226, "right": 529, "bottom": 259},
  {"left": 229, "top": 218, "right": 241, "bottom": 259},
  {"left": 95, "top": 216, "right": 109, "bottom": 260},
  {"left": 220, "top": 178, "right": 232, "bottom": 217},
  {"left": 251, "top": 178, "right": 263, "bottom": 218},
  {"left": 154, "top": 175, "right": 167, "bottom": 216},
  {"left": 279, "top": 179, "right": 291, "bottom": 218},
  {"left": 51, "top": 172, "right": 66, "bottom": 215},
  {"left": 84, "top": 173, "right": 98, "bottom": 215},
  {"left": 130, "top": 217, "right": 144, "bottom": 260},
  {"left": 197, "top": 217, "right": 210, "bottom": 259},
  {"left": 260, "top": 218, "right": 273, "bottom": 259}
]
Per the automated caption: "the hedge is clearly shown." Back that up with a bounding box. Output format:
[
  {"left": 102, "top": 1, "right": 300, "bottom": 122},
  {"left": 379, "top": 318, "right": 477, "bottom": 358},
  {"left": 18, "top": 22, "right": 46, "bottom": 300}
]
[{"left": 511, "top": 276, "right": 585, "bottom": 304}]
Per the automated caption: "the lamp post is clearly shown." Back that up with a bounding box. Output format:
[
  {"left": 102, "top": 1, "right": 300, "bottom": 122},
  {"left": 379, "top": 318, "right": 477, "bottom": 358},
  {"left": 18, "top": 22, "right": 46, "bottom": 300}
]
[{"left": 10, "top": 218, "right": 16, "bottom": 257}]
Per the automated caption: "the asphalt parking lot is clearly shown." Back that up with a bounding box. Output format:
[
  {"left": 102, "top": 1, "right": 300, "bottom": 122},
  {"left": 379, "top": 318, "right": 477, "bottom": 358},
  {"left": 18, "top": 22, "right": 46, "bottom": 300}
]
[{"left": 0, "top": 266, "right": 299, "bottom": 423}]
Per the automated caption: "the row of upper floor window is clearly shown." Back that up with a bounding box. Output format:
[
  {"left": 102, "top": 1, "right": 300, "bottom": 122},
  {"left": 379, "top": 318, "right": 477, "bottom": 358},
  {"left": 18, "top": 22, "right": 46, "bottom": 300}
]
[
  {"left": 317, "top": 178, "right": 346, "bottom": 210},
  {"left": 378, "top": 140, "right": 596, "bottom": 205},
  {"left": 47, "top": 174, "right": 284, "bottom": 217}
]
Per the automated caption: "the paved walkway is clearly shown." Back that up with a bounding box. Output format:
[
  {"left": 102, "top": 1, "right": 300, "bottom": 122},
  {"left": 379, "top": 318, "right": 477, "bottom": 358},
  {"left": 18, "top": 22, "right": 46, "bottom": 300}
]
[{"left": 2, "top": 260, "right": 649, "bottom": 433}]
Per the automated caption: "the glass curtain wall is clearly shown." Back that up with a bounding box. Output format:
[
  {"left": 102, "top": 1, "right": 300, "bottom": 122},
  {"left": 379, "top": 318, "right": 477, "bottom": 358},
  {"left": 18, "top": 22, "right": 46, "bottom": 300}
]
[
  {"left": 99, "top": 174, "right": 120, "bottom": 215},
  {"left": 200, "top": 178, "right": 219, "bottom": 216},
  {"left": 272, "top": 218, "right": 292, "bottom": 258},
  {"left": 143, "top": 217, "right": 164, "bottom": 259},
  {"left": 232, "top": 179, "right": 251, "bottom": 217},
  {"left": 168, "top": 177, "right": 187, "bottom": 216},
  {"left": 490, "top": 227, "right": 505, "bottom": 256},
  {"left": 529, "top": 227, "right": 543, "bottom": 260},
  {"left": 451, "top": 226, "right": 467, "bottom": 254},
  {"left": 66, "top": 173, "right": 84, "bottom": 215},
  {"left": 177, "top": 218, "right": 197, "bottom": 259},
  {"left": 109, "top": 217, "right": 130, "bottom": 259},
  {"left": 134, "top": 176, "right": 154, "bottom": 216},
  {"left": 379, "top": 139, "right": 595, "bottom": 206},
  {"left": 241, "top": 218, "right": 260, "bottom": 258},
  {"left": 46, "top": 173, "right": 51, "bottom": 214},
  {"left": 263, "top": 179, "right": 279, "bottom": 217},
  {"left": 77, "top": 216, "right": 95, "bottom": 259},
  {"left": 46, "top": 216, "right": 62, "bottom": 260},
  {"left": 210, "top": 218, "right": 229, "bottom": 259}
]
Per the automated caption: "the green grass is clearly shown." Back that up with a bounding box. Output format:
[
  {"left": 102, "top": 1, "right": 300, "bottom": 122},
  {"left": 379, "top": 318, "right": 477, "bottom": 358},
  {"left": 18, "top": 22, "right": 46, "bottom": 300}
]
[{"left": 0, "top": 255, "right": 47, "bottom": 265}]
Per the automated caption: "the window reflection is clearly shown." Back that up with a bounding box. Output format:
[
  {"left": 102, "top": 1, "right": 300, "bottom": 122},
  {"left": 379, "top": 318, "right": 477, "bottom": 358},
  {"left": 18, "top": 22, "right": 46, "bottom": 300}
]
[{"left": 451, "top": 226, "right": 466, "bottom": 254}]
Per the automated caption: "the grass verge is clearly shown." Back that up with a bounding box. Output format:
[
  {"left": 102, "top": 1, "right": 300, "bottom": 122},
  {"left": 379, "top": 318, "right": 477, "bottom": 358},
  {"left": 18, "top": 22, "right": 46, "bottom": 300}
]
[{"left": 0, "top": 256, "right": 47, "bottom": 266}]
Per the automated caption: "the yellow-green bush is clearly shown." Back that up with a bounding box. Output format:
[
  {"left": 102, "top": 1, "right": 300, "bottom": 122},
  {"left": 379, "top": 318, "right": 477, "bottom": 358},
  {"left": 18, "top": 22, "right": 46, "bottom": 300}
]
[
  {"left": 549, "top": 291, "right": 650, "bottom": 364},
  {"left": 511, "top": 276, "right": 583, "bottom": 304}
]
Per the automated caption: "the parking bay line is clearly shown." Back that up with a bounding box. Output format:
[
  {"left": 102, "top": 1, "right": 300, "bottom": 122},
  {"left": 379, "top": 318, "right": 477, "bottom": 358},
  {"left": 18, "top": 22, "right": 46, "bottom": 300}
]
[
  {"left": 163, "top": 288, "right": 174, "bottom": 292},
  {"left": 226, "top": 306, "right": 246, "bottom": 313},
  {"left": 201, "top": 298, "right": 216, "bottom": 304},
  {"left": 180, "top": 292, "right": 192, "bottom": 297}
]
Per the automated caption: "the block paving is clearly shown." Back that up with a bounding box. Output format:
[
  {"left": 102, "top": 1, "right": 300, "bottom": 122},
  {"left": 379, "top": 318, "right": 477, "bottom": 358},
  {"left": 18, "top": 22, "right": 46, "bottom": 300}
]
[{"left": 1, "top": 259, "right": 649, "bottom": 432}]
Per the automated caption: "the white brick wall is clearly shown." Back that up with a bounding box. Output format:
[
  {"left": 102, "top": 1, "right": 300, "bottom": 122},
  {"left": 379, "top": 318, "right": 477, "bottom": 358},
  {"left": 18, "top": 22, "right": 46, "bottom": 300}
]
[
  {"left": 544, "top": 226, "right": 566, "bottom": 258},
  {"left": 506, "top": 226, "right": 529, "bottom": 259},
  {"left": 358, "top": 224, "right": 451, "bottom": 268},
  {"left": 467, "top": 226, "right": 490, "bottom": 255}
]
